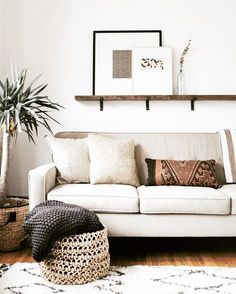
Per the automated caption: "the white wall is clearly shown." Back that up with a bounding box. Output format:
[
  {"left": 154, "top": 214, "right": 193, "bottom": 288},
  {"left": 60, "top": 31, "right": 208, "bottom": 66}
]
[{"left": 1, "top": 0, "right": 236, "bottom": 195}]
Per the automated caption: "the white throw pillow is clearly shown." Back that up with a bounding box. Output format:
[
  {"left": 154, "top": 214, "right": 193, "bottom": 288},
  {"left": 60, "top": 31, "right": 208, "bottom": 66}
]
[
  {"left": 88, "top": 134, "right": 140, "bottom": 187},
  {"left": 46, "top": 137, "right": 90, "bottom": 183}
]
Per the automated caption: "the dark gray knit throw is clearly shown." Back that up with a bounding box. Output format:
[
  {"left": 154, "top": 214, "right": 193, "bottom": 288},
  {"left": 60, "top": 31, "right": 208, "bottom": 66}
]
[{"left": 22, "top": 200, "right": 104, "bottom": 262}]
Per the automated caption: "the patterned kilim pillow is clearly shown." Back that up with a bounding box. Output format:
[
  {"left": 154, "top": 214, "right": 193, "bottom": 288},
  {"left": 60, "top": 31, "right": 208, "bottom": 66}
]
[{"left": 145, "top": 159, "right": 221, "bottom": 188}]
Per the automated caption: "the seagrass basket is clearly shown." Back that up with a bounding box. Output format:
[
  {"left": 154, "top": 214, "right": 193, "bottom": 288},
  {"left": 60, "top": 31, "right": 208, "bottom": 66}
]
[
  {"left": 40, "top": 227, "right": 110, "bottom": 285},
  {"left": 0, "top": 196, "right": 29, "bottom": 251}
]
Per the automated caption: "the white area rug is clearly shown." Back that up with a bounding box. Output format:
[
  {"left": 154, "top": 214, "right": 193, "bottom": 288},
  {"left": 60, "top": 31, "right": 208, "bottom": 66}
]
[{"left": 1, "top": 263, "right": 236, "bottom": 293}]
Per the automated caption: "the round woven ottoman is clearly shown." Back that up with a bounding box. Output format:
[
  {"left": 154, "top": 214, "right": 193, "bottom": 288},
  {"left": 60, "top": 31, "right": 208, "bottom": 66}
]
[{"left": 40, "top": 227, "right": 110, "bottom": 285}]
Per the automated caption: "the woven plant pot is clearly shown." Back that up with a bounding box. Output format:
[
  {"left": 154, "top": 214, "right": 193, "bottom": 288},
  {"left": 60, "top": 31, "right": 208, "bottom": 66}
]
[
  {"left": 0, "top": 196, "right": 29, "bottom": 251},
  {"left": 40, "top": 227, "right": 110, "bottom": 285}
]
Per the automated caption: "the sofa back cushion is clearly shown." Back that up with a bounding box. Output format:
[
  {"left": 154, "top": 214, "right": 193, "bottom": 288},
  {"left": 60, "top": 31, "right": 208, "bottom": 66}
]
[{"left": 55, "top": 132, "right": 225, "bottom": 185}]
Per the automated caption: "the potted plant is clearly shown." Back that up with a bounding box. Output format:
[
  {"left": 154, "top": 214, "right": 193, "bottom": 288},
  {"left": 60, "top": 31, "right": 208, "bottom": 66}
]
[{"left": 0, "top": 67, "right": 62, "bottom": 251}]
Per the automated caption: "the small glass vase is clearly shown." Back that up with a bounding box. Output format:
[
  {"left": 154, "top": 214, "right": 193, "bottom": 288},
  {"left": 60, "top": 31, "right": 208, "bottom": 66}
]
[{"left": 177, "top": 70, "right": 184, "bottom": 95}]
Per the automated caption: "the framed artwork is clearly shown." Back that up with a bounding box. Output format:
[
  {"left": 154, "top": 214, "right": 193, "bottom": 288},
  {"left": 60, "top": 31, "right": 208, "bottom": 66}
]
[
  {"left": 132, "top": 47, "right": 173, "bottom": 95},
  {"left": 92, "top": 30, "right": 162, "bottom": 95}
]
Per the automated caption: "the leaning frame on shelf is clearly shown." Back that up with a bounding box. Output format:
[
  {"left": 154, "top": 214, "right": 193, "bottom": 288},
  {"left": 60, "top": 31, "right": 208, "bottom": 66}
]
[{"left": 92, "top": 30, "right": 162, "bottom": 95}]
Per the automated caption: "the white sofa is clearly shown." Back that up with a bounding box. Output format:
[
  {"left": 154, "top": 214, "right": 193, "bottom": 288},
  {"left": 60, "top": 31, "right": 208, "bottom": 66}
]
[{"left": 29, "top": 132, "right": 236, "bottom": 237}]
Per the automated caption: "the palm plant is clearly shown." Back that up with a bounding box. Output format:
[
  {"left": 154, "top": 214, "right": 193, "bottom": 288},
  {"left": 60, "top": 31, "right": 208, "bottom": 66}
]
[{"left": 0, "top": 68, "right": 62, "bottom": 205}]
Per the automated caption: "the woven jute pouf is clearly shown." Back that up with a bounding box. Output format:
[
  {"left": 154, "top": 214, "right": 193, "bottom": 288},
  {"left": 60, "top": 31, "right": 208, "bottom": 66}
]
[
  {"left": 40, "top": 227, "right": 110, "bottom": 285},
  {"left": 0, "top": 197, "right": 28, "bottom": 251}
]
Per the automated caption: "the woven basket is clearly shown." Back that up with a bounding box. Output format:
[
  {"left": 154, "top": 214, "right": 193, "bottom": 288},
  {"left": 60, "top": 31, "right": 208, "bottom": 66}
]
[
  {"left": 40, "top": 227, "right": 110, "bottom": 285},
  {"left": 0, "top": 196, "right": 29, "bottom": 251}
]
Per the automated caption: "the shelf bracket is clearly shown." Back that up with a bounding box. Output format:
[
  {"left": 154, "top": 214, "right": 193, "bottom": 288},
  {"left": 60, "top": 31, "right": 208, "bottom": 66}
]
[
  {"left": 99, "top": 98, "right": 104, "bottom": 111},
  {"left": 146, "top": 98, "right": 150, "bottom": 111},
  {"left": 191, "top": 97, "right": 196, "bottom": 111}
]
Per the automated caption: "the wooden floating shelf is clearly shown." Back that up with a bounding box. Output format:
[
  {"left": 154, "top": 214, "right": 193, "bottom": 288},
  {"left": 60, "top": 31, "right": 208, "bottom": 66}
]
[
  {"left": 75, "top": 95, "right": 236, "bottom": 111},
  {"left": 75, "top": 95, "right": 236, "bottom": 101}
]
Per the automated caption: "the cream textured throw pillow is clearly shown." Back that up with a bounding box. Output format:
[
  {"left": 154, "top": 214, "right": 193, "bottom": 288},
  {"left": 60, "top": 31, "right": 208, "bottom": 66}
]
[
  {"left": 88, "top": 134, "right": 140, "bottom": 187},
  {"left": 46, "top": 137, "right": 90, "bottom": 183}
]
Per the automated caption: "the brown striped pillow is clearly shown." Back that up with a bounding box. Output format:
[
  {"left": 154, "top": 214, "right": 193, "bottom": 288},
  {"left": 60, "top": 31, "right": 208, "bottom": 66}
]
[
  {"left": 145, "top": 159, "right": 221, "bottom": 188},
  {"left": 219, "top": 129, "right": 236, "bottom": 183}
]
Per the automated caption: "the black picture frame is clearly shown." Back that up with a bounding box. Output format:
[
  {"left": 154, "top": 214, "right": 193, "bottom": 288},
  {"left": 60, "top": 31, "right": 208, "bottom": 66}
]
[{"left": 92, "top": 30, "right": 162, "bottom": 95}]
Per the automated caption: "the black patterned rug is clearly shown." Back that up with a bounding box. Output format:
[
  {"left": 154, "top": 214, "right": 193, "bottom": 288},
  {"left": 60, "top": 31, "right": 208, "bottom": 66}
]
[{"left": 1, "top": 263, "right": 236, "bottom": 293}]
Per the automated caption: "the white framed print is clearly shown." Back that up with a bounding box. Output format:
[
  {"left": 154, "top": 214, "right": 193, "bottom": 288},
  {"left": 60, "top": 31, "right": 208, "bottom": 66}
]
[
  {"left": 132, "top": 47, "right": 173, "bottom": 95},
  {"left": 92, "top": 30, "right": 162, "bottom": 95}
]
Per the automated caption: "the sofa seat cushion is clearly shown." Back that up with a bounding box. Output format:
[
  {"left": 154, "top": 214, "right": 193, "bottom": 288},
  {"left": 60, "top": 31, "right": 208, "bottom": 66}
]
[
  {"left": 137, "top": 186, "right": 230, "bottom": 214},
  {"left": 219, "top": 184, "right": 236, "bottom": 214},
  {"left": 47, "top": 184, "right": 139, "bottom": 213}
]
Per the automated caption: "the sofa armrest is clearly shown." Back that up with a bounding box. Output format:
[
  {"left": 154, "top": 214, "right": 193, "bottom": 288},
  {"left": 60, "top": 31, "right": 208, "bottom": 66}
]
[{"left": 28, "top": 163, "right": 57, "bottom": 211}]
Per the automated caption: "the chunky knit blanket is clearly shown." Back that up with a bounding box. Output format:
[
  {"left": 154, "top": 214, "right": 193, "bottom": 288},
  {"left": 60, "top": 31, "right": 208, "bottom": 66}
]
[{"left": 22, "top": 200, "right": 104, "bottom": 262}]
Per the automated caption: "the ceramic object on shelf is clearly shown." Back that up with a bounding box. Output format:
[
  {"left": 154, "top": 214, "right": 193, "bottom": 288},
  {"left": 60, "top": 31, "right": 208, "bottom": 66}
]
[{"left": 177, "top": 70, "right": 184, "bottom": 95}]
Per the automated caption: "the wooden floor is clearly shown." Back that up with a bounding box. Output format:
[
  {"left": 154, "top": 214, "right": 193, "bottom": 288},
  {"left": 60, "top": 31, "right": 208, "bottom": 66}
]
[{"left": 1, "top": 237, "right": 236, "bottom": 266}]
